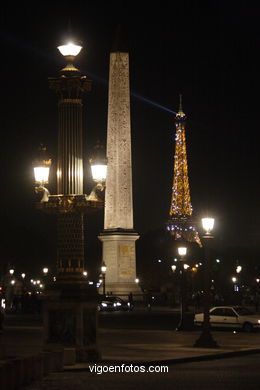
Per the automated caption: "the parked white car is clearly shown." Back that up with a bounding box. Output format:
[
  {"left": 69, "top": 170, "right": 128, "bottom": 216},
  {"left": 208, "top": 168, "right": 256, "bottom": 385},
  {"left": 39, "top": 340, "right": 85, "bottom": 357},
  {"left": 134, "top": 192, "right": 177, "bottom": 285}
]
[{"left": 194, "top": 306, "right": 260, "bottom": 332}]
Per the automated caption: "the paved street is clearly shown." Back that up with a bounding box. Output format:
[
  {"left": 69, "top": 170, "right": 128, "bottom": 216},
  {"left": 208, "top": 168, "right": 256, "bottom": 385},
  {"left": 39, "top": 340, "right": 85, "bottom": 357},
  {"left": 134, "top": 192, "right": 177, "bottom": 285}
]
[
  {"left": 24, "top": 353, "right": 260, "bottom": 389},
  {"left": 3, "top": 309, "right": 260, "bottom": 362},
  {"left": 2, "top": 309, "right": 260, "bottom": 389}
]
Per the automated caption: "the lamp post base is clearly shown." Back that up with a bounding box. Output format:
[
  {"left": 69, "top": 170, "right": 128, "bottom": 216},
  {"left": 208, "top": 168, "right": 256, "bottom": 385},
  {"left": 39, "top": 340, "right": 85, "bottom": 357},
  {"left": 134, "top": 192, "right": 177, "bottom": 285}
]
[
  {"left": 175, "top": 318, "right": 189, "bottom": 331},
  {"left": 193, "top": 330, "right": 219, "bottom": 348},
  {"left": 42, "top": 279, "right": 101, "bottom": 362}
]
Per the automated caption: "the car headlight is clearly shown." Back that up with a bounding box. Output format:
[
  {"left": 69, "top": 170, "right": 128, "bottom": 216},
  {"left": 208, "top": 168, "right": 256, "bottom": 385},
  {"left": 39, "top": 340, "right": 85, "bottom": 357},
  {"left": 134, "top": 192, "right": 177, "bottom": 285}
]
[
  {"left": 116, "top": 302, "right": 122, "bottom": 306},
  {"left": 101, "top": 303, "right": 107, "bottom": 307},
  {"left": 113, "top": 303, "right": 117, "bottom": 307},
  {"left": 257, "top": 320, "right": 260, "bottom": 324}
]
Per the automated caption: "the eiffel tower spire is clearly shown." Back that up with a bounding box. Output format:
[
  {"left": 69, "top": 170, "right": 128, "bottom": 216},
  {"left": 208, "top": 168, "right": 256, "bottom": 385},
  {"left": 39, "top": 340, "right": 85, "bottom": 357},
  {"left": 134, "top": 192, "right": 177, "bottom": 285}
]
[{"left": 167, "top": 98, "right": 201, "bottom": 247}]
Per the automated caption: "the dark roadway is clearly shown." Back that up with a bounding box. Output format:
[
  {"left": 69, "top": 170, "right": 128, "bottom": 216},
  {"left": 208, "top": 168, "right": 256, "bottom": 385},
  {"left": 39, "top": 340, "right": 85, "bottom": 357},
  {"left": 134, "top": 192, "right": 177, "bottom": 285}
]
[
  {"left": 4, "top": 308, "right": 195, "bottom": 330},
  {"left": 3, "top": 309, "right": 260, "bottom": 389}
]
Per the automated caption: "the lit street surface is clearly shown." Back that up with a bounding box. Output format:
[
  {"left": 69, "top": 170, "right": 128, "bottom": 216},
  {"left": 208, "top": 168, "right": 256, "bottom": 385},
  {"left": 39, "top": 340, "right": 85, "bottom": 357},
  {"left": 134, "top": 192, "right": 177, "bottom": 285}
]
[
  {"left": 23, "top": 354, "right": 260, "bottom": 390},
  {"left": 3, "top": 308, "right": 260, "bottom": 361}
]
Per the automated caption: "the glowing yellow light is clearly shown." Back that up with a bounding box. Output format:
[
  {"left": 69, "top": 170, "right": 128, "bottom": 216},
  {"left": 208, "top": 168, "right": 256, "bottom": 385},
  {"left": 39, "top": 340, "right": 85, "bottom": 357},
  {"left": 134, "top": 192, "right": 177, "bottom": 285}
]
[
  {"left": 58, "top": 42, "right": 82, "bottom": 57},
  {"left": 178, "top": 247, "right": 187, "bottom": 256},
  {"left": 34, "top": 167, "right": 50, "bottom": 184},
  {"left": 91, "top": 164, "right": 107, "bottom": 183},
  {"left": 202, "top": 218, "right": 215, "bottom": 234}
]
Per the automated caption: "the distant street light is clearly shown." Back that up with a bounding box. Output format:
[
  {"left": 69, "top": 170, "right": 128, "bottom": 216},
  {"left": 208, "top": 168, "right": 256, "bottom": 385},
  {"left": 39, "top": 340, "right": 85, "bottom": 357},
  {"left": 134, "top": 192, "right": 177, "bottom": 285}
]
[
  {"left": 101, "top": 262, "right": 107, "bottom": 295},
  {"left": 43, "top": 267, "right": 49, "bottom": 275},
  {"left": 194, "top": 217, "right": 218, "bottom": 348},
  {"left": 9, "top": 269, "right": 14, "bottom": 275},
  {"left": 21, "top": 273, "right": 26, "bottom": 279},
  {"left": 83, "top": 271, "right": 88, "bottom": 277},
  {"left": 135, "top": 278, "right": 140, "bottom": 284}
]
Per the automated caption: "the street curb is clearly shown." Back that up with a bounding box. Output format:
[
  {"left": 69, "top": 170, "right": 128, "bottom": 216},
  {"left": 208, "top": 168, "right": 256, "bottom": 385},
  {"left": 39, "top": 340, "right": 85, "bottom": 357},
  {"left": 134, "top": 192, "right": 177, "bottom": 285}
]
[
  {"left": 63, "top": 348, "right": 260, "bottom": 371},
  {"left": 138, "top": 348, "right": 260, "bottom": 366}
]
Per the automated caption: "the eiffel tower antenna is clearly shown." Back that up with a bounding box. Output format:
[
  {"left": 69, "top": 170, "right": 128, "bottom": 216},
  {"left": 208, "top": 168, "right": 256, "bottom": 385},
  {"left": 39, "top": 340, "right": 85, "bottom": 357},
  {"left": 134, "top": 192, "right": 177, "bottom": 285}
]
[{"left": 179, "top": 94, "right": 183, "bottom": 112}]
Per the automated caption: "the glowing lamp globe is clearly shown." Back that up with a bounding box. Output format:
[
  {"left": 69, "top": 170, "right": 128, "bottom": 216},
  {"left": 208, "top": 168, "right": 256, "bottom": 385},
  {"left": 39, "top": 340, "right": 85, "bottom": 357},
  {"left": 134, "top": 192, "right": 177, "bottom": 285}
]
[
  {"left": 202, "top": 217, "right": 215, "bottom": 234},
  {"left": 33, "top": 145, "right": 51, "bottom": 185},
  {"left": 89, "top": 142, "right": 107, "bottom": 183},
  {"left": 90, "top": 164, "right": 107, "bottom": 183},
  {"left": 101, "top": 262, "right": 107, "bottom": 274},
  {"left": 34, "top": 167, "right": 50, "bottom": 184},
  {"left": 178, "top": 247, "right": 187, "bottom": 256},
  {"left": 57, "top": 42, "right": 82, "bottom": 57}
]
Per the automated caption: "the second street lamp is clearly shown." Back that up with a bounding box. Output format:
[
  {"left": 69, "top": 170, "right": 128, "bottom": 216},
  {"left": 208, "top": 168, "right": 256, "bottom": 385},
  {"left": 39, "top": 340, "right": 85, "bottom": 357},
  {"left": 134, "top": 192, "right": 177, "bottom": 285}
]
[
  {"left": 176, "top": 246, "right": 187, "bottom": 331},
  {"left": 194, "top": 217, "right": 218, "bottom": 348}
]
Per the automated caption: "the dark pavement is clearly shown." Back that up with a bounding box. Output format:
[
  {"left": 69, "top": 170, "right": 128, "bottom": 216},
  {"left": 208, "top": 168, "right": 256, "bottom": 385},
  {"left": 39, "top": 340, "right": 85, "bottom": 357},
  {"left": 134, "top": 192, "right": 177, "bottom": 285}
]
[{"left": 2, "top": 308, "right": 260, "bottom": 388}]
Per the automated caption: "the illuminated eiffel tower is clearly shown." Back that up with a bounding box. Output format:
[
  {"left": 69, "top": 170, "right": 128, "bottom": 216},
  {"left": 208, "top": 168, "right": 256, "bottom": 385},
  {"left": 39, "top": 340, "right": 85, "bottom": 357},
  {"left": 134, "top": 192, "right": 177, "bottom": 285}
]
[{"left": 167, "top": 96, "right": 202, "bottom": 247}]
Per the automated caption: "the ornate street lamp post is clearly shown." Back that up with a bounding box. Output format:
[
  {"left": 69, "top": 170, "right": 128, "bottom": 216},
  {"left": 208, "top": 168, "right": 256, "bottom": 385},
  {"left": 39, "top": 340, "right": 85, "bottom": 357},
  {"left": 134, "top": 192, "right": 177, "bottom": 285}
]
[
  {"left": 176, "top": 246, "right": 187, "bottom": 331},
  {"left": 194, "top": 217, "right": 218, "bottom": 348},
  {"left": 33, "top": 40, "right": 106, "bottom": 362}
]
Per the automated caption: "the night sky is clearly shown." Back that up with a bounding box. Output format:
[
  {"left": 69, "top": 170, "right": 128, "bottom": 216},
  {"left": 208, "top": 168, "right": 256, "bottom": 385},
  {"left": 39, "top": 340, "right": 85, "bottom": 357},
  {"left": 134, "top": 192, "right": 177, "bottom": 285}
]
[{"left": 1, "top": 2, "right": 260, "bottom": 276}]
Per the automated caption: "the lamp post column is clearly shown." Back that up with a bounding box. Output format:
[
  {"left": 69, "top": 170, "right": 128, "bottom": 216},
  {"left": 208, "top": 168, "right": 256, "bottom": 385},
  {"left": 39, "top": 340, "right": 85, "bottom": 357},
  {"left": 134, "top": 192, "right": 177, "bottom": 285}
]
[
  {"left": 176, "top": 246, "right": 187, "bottom": 331},
  {"left": 194, "top": 218, "right": 218, "bottom": 348},
  {"left": 39, "top": 41, "right": 102, "bottom": 363},
  {"left": 49, "top": 48, "right": 91, "bottom": 279}
]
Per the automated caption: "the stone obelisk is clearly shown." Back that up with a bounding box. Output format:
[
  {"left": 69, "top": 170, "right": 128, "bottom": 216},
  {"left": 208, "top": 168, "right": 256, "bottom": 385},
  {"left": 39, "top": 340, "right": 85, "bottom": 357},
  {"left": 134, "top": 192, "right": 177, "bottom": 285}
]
[{"left": 99, "top": 48, "right": 140, "bottom": 295}]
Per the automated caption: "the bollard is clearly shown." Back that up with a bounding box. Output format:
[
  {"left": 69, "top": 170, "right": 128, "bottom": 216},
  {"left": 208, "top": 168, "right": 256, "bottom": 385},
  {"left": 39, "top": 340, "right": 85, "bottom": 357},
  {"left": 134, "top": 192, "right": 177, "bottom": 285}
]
[
  {"left": 51, "top": 349, "right": 64, "bottom": 372},
  {"left": 12, "top": 358, "right": 23, "bottom": 390},
  {"left": 0, "top": 364, "right": 7, "bottom": 390},
  {"left": 22, "top": 356, "right": 34, "bottom": 386},
  {"left": 63, "top": 348, "right": 76, "bottom": 366},
  {"left": 34, "top": 354, "right": 44, "bottom": 380},
  {"left": 40, "top": 351, "right": 52, "bottom": 376},
  {"left": 2, "top": 361, "right": 15, "bottom": 390}
]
